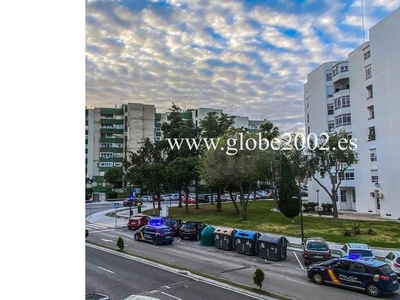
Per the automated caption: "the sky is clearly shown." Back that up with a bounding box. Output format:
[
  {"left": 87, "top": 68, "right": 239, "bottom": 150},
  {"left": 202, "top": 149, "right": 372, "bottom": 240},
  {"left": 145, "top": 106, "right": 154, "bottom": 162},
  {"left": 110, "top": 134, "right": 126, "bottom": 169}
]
[{"left": 86, "top": 0, "right": 400, "bottom": 134}]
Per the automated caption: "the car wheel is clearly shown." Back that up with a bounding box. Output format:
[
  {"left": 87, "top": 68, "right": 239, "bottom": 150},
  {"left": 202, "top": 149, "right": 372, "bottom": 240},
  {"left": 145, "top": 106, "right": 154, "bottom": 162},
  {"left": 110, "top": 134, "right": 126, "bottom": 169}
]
[
  {"left": 134, "top": 234, "right": 139, "bottom": 241},
  {"left": 312, "top": 273, "right": 324, "bottom": 285},
  {"left": 366, "top": 284, "right": 381, "bottom": 297},
  {"left": 304, "top": 260, "right": 309, "bottom": 266}
]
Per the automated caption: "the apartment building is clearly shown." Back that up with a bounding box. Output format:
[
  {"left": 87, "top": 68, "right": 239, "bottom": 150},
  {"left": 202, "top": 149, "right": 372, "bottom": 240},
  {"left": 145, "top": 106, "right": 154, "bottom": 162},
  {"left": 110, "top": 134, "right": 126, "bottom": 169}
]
[
  {"left": 85, "top": 103, "right": 155, "bottom": 193},
  {"left": 304, "top": 8, "right": 400, "bottom": 219}
]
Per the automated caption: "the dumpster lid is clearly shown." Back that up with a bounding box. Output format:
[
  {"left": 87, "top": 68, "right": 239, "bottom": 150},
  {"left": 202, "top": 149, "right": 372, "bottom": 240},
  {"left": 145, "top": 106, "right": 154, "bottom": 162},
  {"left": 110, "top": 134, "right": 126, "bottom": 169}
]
[
  {"left": 234, "top": 229, "right": 259, "bottom": 239},
  {"left": 258, "top": 234, "right": 288, "bottom": 244},
  {"left": 214, "top": 227, "right": 235, "bottom": 235}
]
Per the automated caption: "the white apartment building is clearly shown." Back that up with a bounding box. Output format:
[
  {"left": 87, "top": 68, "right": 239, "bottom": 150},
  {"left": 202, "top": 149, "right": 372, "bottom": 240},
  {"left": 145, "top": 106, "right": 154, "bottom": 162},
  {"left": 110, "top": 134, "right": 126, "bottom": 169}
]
[{"left": 304, "top": 8, "right": 400, "bottom": 219}]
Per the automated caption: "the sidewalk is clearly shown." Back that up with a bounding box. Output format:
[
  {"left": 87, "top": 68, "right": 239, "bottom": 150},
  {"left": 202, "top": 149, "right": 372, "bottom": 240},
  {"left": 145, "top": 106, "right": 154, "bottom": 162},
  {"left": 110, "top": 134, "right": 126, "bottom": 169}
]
[{"left": 86, "top": 202, "right": 397, "bottom": 259}]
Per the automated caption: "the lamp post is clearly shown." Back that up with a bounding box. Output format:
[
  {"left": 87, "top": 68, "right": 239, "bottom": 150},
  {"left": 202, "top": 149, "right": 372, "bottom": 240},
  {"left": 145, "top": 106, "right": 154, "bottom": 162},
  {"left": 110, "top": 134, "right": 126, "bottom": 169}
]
[
  {"left": 316, "top": 189, "right": 320, "bottom": 211},
  {"left": 293, "top": 195, "right": 304, "bottom": 246}
]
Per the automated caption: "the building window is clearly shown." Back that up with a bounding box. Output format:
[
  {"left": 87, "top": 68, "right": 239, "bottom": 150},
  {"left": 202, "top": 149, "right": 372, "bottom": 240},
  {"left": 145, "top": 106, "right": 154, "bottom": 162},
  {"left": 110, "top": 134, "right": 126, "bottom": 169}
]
[
  {"left": 307, "top": 126, "right": 310, "bottom": 135},
  {"left": 155, "top": 127, "right": 161, "bottom": 132},
  {"left": 100, "top": 142, "right": 113, "bottom": 148},
  {"left": 370, "top": 149, "right": 377, "bottom": 162},
  {"left": 367, "top": 105, "right": 375, "bottom": 120},
  {"left": 328, "top": 121, "right": 335, "bottom": 132},
  {"left": 335, "top": 115, "right": 342, "bottom": 127},
  {"left": 99, "top": 162, "right": 113, "bottom": 167},
  {"left": 364, "top": 50, "right": 371, "bottom": 60},
  {"left": 340, "top": 191, "right": 347, "bottom": 202},
  {"left": 371, "top": 170, "right": 378, "bottom": 183},
  {"left": 352, "top": 189, "right": 356, "bottom": 203},
  {"left": 365, "top": 65, "right": 372, "bottom": 80},
  {"left": 114, "top": 162, "right": 123, "bottom": 167},
  {"left": 326, "top": 85, "right": 333, "bottom": 98},
  {"left": 368, "top": 126, "right": 376, "bottom": 141},
  {"left": 342, "top": 113, "right": 351, "bottom": 126},
  {"left": 307, "top": 114, "right": 309, "bottom": 123},
  {"left": 340, "top": 65, "right": 348, "bottom": 72},
  {"left": 100, "top": 152, "right": 113, "bottom": 158},
  {"left": 326, "top": 72, "right": 332, "bottom": 82},
  {"left": 345, "top": 171, "right": 354, "bottom": 180},
  {"left": 155, "top": 136, "right": 161, "bottom": 141},
  {"left": 334, "top": 97, "right": 341, "bottom": 110},
  {"left": 327, "top": 104, "right": 334, "bottom": 115},
  {"left": 341, "top": 96, "right": 350, "bottom": 108},
  {"left": 366, "top": 85, "right": 373, "bottom": 99}
]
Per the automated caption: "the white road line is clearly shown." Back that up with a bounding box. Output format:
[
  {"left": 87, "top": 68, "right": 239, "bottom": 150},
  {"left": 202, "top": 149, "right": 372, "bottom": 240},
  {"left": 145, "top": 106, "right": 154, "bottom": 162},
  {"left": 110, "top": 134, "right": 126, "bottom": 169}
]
[
  {"left": 285, "top": 277, "right": 317, "bottom": 287},
  {"left": 293, "top": 251, "right": 304, "bottom": 270},
  {"left": 160, "top": 291, "right": 184, "bottom": 300},
  {"left": 97, "top": 266, "right": 114, "bottom": 273}
]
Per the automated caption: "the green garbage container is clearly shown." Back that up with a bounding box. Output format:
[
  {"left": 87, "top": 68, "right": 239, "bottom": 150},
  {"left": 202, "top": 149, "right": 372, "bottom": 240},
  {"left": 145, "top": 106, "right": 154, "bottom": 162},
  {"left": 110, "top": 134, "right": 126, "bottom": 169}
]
[
  {"left": 200, "top": 225, "right": 215, "bottom": 246},
  {"left": 234, "top": 230, "right": 260, "bottom": 256},
  {"left": 214, "top": 227, "right": 236, "bottom": 250}
]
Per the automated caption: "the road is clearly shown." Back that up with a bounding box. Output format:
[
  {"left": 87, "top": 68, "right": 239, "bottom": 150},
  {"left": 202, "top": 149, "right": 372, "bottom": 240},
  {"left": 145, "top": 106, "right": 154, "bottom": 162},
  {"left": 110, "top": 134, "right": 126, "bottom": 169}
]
[
  {"left": 86, "top": 223, "right": 399, "bottom": 300},
  {"left": 86, "top": 245, "right": 274, "bottom": 300}
]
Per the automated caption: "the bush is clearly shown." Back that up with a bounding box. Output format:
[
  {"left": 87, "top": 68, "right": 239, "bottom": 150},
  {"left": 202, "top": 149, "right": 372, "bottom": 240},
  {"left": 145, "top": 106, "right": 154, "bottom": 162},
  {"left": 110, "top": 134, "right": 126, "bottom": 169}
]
[
  {"left": 321, "top": 203, "right": 333, "bottom": 212},
  {"left": 86, "top": 229, "right": 89, "bottom": 238},
  {"left": 117, "top": 237, "right": 124, "bottom": 251},
  {"left": 253, "top": 268, "right": 265, "bottom": 290},
  {"left": 107, "top": 191, "right": 118, "bottom": 199},
  {"left": 302, "top": 203, "right": 310, "bottom": 212},
  {"left": 368, "top": 228, "right": 374, "bottom": 235},
  {"left": 307, "top": 202, "right": 317, "bottom": 211},
  {"left": 352, "top": 221, "right": 361, "bottom": 235},
  {"left": 343, "top": 229, "right": 351, "bottom": 236}
]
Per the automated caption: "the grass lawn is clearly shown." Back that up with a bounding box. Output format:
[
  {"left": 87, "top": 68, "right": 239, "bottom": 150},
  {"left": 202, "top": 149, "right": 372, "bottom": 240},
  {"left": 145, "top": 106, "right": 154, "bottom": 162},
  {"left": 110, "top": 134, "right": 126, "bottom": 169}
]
[{"left": 156, "top": 200, "right": 400, "bottom": 249}]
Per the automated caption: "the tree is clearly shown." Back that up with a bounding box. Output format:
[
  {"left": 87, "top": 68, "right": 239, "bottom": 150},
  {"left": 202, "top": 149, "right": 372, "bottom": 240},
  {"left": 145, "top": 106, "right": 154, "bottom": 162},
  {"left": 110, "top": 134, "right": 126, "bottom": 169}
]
[
  {"left": 104, "top": 168, "right": 124, "bottom": 189},
  {"left": 253, "top": 268, "right": 265, "bottom": 290},
  {"left": 278, "top": 154, "right": 300, "bottom": 222},
  {"left": 117, "top": 237, "right": 124, "bottom": 251},
  {"left": 164, "top": 157, "right": 199, "bottom": 214},
  {"left": 259, "top": 120, "right": 279, "bottom": 141},
  {"left": 306, "top": 130, "right": 359, "bottom": 218},
  {"left": 199, "top": 111, "right": 235, "bottom": 139}
]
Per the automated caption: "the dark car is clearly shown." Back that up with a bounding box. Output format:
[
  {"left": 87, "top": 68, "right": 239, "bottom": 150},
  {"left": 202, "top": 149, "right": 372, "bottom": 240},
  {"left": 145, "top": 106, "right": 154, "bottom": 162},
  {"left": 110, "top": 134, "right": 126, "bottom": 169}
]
[
  {"left": 85, "top": 293, "right": 110, "bottom": 300},
  {"left": 302, "top": 237, "right": 331, "bottom": 266},
  {"left": 148, "top": 216, "right": 169, "bottom": 226},
  {"left": 134, "top": 225, "right": 174, "bottom": 245},
  {"left": 164, "top": 218, "right": 184, "bottom": 236},
  {"left": 123, "top": 198, "right": 143, "bottom": 207},
  {"left": 179, "top": 221, "right": 206, "bottom": 240},
  {"left": 307, "top": 255, "right": 399, "bottom": 297},
  {"left": 127, "top": 213, "right": 150, "bottom": 230}
]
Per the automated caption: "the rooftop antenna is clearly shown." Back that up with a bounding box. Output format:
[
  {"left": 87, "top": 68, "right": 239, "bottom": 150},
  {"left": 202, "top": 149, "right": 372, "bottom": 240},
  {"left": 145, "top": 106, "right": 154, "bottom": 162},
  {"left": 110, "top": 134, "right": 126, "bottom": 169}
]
[{"left": 361, "top": 0, "right": 365, "bottom": 42}]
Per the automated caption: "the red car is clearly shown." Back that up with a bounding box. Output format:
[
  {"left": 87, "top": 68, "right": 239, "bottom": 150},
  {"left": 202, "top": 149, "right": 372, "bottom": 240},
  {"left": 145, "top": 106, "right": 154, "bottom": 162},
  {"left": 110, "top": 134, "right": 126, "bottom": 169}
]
[
  {"left": 181, "top": 196, "right": 196, "bottom": 204},
  {"left": 127, "top": 213, "right": 150, "bottom": 230}
]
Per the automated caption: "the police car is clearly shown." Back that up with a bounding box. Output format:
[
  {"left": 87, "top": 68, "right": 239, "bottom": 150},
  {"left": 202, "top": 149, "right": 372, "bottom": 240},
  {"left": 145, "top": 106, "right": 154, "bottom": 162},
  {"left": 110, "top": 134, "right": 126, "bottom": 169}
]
[
  {"left": 134, "top": 225, "right": 174, "bottom": 245},
  {"left": 307, "top": 254, "right": 399, "bottom": 297}
]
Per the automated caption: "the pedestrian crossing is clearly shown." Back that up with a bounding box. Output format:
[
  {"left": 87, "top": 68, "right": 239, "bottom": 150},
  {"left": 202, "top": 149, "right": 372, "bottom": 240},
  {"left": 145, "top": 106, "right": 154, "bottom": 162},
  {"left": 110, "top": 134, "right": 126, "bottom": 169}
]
[{"left": 85, "top": 222, "right": 111, "bottom": 232}]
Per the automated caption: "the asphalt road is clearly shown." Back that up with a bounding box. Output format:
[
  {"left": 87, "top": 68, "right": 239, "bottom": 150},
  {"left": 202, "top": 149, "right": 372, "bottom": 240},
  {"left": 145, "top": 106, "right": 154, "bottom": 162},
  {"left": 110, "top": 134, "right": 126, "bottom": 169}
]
[
  {"left": 86, "top": 224, "right": 399, "bottom": 300},
  {"left": 86, "top": 245, "right": 273, "bottom": 300}
]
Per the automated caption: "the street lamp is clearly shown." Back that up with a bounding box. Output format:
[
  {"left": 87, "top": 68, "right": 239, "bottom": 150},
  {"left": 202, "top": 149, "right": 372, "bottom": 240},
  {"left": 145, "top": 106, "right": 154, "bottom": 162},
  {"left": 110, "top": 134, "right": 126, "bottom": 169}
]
[
  {"left": 316, "top": 189, "right": 320, "bottom": 211},
  {"left": 293, "top": 195, "right": 304, "bottom": 246}
]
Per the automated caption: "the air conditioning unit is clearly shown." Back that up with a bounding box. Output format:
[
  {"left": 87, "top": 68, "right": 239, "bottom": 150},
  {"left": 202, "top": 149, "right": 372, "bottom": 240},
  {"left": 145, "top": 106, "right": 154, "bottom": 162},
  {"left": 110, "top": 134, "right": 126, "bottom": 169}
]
[
  {"left": 376, "top": 192, "right": 383, "bottom": 199},
  {"left": 370, "top": 192, "right": 375, "bottom": 197}
]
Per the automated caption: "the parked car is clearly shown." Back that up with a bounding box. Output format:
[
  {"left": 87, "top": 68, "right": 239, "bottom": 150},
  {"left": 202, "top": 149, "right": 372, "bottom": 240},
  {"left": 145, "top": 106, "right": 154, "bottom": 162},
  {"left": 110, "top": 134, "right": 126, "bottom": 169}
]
[
  {"left": 140, "top": 195, "right": 153, "bottom": 202},
  {"left": 164, "top": 218, "right": 184, "bottom": 236},
  {"left": 148, "top": 216, "right": 169, "bottom": 226},
  {"left": 179, "top": 221, "right": 206, "bottom": 240},
  {"left": 302, "top": 237, "right": 331, "bottom": 266},
  {"left": 134, "top": 225, "right": 174, "bottom": 245},
  {"left": 307, "top": 256, "right": 399, "bottom": 297},
  {"left": 340, "top": 243, "right": 375, "bottom": 259},
  {"left": 197, "top": 194, "right": 211, "bottom": 203},
  {"left": 181, "top": 196, "right": 196, "bottom": 204},
  {"left": 385, "top": 251, "right": 400, "bottom": 278},
  {"left": 86, "top": 292, "right": 110, "bottom": 300},
  {"left": 127, "top": 213, "right": 151, "bottom": 230}
]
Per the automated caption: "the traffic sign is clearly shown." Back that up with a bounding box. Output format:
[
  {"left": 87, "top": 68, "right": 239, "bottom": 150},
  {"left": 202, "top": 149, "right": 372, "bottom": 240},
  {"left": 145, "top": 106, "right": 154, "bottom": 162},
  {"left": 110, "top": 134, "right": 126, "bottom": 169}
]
[{"left": 114, "top": 202, "right": 120, "bottom": 208}]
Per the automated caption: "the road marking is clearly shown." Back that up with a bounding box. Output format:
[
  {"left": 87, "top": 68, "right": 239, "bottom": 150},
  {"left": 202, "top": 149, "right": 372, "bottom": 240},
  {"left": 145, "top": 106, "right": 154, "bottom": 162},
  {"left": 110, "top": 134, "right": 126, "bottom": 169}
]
[
  {"left": 293, "top": 251, "right": 304, "bottom": 270},
  {"left": 100, "top": 238, "right": 113, "bottom": 243},
  {"left": 285, "top": 277, "right": 317, "bottom": 287},
  {"left": 97, "top": 266, "right": 114, "bottom": 273},
  {"left": 160, "top": 291, "right": 183, "bottom": 300}
]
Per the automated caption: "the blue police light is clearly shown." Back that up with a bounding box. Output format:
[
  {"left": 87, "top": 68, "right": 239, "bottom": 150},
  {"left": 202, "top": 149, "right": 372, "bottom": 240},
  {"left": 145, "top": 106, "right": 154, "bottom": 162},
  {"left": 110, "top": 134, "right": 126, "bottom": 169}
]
[
  {"left": 348, "top": 253, "right": 362, "bottom": 260},
  {"left": 129, "top": 193, "right": 135, "bottom": 201}
]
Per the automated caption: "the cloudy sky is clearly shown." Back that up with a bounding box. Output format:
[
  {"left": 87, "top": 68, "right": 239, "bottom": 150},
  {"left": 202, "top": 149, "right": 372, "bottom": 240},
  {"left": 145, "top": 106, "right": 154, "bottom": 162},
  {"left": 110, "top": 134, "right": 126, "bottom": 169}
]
[{"left": 86, "top": 0, "right": 400, "bottom": 133}]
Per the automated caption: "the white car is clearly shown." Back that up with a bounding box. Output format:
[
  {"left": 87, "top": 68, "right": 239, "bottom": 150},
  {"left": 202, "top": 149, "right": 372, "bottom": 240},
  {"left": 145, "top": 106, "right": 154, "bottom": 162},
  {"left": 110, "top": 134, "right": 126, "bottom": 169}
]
[
  {"left": 340, "top": 243, "right": 375, "bottom": 259},
  {"left": 385, "top": 251, "right": 400, "bottom": 277}
]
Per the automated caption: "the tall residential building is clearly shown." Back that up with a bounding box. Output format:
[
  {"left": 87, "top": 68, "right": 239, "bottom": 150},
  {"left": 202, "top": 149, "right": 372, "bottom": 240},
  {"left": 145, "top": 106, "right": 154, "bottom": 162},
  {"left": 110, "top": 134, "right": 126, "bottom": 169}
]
[
  {"left": 85, "top": 103, "right": 155, "bottom": 194},
  {"left": 304, "top": 8, "right": 400, "bottom": 219}
]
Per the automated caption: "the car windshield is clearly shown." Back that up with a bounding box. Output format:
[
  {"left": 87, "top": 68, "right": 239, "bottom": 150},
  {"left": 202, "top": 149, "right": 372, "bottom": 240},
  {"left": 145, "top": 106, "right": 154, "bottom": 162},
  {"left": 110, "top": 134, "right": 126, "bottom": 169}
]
[
  {"left": 396, "top": 257, "right": 400, "bottom": 264},
  {"left": 349, "top": 249, "right": 374, "bottom": 257},
  {"left": 182, "top": 224, "right": 195, "bottom": 229},
  {"left": 307, "top": 242, "right": 329, "bottom": 251}
]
